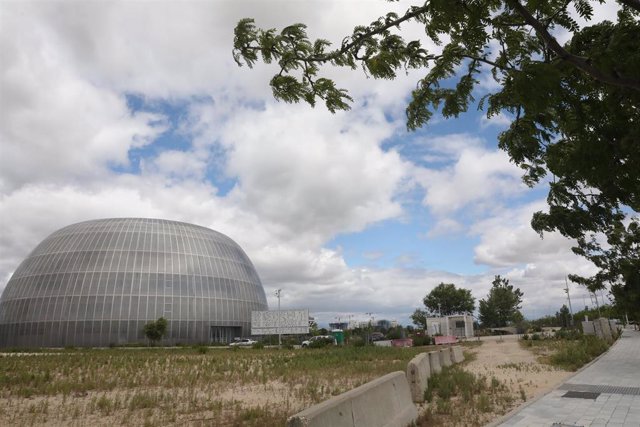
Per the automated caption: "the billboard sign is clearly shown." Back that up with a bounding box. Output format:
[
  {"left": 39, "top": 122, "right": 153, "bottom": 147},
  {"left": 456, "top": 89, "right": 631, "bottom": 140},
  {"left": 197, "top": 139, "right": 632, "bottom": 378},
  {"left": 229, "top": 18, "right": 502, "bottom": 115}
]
[{"left": 251, "top": 309, "right": 309, "bottom": 335}]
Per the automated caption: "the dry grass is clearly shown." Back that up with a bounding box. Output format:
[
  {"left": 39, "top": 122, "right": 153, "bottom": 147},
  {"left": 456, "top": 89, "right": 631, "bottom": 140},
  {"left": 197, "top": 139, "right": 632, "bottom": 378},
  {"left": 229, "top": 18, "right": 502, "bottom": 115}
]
[{"left": 0, "top": 345, "right": 427, "bottom": 426}]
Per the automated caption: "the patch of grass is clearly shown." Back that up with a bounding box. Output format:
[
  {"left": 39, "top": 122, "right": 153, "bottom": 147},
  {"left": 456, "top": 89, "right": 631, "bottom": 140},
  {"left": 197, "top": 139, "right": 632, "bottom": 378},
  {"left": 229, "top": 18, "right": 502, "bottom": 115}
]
[
  {"left": 418, "top": 363, "right": 520, "bottom": 427},
  {"left": 549, "top": 335, "right": 609, "bottom": 371},
  {"left": 0, "top": 345, "right": 426, "bottom": 426},
  {"left": 520, "top": 333, "right": 609, "bottom": 371}
]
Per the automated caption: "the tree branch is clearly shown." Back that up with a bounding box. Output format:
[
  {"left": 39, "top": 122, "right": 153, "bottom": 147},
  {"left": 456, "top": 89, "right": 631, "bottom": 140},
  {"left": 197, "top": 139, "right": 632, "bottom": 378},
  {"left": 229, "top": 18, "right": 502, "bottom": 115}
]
[
  {"left": 618, "top": 0, "right": 640, "bottom": 12},
  {"left": 507, "top": 0, "right": 640, "bottom": 91},
  {"left": 310, "top": 6, "right": 430, "bottom": 62}
]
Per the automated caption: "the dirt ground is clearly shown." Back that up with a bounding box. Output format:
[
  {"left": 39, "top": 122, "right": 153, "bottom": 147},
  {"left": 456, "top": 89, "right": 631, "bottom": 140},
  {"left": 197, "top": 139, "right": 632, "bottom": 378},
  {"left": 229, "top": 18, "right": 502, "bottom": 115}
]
[
  {"left": 466, "top": 335, "right": 572, "bottom": 402},
  {"left": 0, "top": 338, "right": 572, "bottom": 426}
]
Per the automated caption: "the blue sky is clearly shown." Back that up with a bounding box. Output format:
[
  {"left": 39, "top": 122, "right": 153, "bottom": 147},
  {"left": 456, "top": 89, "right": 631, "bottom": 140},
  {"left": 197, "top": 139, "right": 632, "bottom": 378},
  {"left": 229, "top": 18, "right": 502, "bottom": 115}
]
[{"left": 1, "top": 0, "right": 614, "bottom": 326}]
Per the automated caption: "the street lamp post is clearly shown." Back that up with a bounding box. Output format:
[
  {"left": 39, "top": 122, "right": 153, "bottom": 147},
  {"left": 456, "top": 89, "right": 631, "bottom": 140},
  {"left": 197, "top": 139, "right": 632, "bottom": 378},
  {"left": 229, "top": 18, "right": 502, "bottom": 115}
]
[
  {"left": 564, "top": 277, "right": 574, "bottom": 327},
  {"left": 275, "top": 289, "right": 282, "bottom": 348}
]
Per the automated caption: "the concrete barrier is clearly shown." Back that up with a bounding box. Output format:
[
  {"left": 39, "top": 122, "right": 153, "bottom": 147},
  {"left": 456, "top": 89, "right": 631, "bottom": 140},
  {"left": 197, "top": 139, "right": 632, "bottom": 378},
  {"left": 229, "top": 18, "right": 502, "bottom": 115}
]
[
  {"left": 609, "top": 319, "right": 619, "bottom": 335},
  {"left": 594, "top": 318, "right": 613, "bottom": 343},
  {"left": 428, "top": 351, "right": 441, "bottom": 374},
  {"left": 450, "top": 346, "right": 464, "bottom": 364},
  {"left": 439, "top": 347, "right": 453, "bottom": 367},
  {"left": 286, "top": 371, "right": 418, "bottom": 427},
  {"left": 582, "top": 320, "right": 595, "bottom": 335},
  {"left": 406, "top": 353, "right": 431, "bottom": 403}
]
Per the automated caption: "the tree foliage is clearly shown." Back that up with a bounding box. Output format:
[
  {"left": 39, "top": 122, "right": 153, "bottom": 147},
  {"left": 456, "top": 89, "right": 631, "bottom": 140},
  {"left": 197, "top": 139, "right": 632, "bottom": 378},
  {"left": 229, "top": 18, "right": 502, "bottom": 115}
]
[
  {"left": 411, "top": 282, "right": 475, "bottom": 328},
  {"left": 233, "top": 1, "right": 640, "bottom": 312},
  {"left": 424, "top": 282, "right": 475, "bottom": 315},
  {"left": 479, "top": 275, "right": 524, "bottom": 327},
  {"left": 143, "top": 317, "right": 168, "bottom": 344},
  {"left": 410, "top": 308, "right": 428, "bottom": 329}
]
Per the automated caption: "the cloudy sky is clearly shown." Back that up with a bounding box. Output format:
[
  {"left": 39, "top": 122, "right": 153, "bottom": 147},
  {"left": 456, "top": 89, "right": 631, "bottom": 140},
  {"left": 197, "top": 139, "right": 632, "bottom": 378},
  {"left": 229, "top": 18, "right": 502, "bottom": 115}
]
[{"left": 1, "top": 0, "right": 614, "bottom": 326}]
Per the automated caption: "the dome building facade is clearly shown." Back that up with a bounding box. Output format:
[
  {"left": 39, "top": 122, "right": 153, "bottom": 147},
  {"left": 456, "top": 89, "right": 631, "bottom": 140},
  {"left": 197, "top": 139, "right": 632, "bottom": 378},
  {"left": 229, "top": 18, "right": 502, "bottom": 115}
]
[{"left": 0, "top": 218, "right": 268, "bottom": 347}]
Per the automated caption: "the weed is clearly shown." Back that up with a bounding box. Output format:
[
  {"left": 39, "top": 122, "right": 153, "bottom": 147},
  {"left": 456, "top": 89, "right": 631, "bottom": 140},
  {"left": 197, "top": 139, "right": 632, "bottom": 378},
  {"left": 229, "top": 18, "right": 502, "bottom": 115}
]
[
  {"left": 477, "top": 392, "right": 493, "bottom": 412},
  {"left": 96, "top": 394, "right": 114, "bottom": 415},
  {"left": 0, "top": 345, "right": 426, "bottom": 426},
  {"left": 435, "top": 397, "right": 452, "bottom": 414},
  {"left": 519, "top": 385, "right": 527, "bottom": 401}
]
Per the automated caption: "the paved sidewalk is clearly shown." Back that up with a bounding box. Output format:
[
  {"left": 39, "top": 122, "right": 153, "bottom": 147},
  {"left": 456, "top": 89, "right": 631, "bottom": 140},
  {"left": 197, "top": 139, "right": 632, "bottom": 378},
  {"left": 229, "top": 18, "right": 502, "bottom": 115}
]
[{"left": 496, "top": 328, "right": 640, "bottom": 427}]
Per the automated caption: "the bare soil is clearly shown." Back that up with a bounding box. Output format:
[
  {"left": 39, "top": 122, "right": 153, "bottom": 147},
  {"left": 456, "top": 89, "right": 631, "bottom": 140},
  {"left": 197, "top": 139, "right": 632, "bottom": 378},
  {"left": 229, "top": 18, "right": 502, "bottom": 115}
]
[
  {"left": 466, "top": 335, "right": 571, "bottom": 402},
  {"left": 0, "top": 338, "right": 571, "bottom": 426}
]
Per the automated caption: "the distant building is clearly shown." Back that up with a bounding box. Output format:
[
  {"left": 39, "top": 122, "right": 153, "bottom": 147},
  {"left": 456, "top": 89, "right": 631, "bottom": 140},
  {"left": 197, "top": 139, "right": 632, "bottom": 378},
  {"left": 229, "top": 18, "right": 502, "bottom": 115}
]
[
  {"left": 0, "top": 218, "right": 268, "bottom": 347},
  {"left": 376, "top": 319, "right": 392, "bottom": 330},
  {"left": 328, "top": 322, "right": 349, "bottom": 330},
  {"left": 425, "top": 314, "right": 474, "bottom": 338}
]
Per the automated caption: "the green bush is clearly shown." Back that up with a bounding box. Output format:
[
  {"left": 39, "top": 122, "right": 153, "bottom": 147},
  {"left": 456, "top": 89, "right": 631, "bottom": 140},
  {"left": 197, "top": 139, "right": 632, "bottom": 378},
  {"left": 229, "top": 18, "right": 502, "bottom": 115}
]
[
  {"left": 554, "top": 329, "right": 582, "bottom": 340},
  {"left": 531, "top": 333, "right": 541, "bottom": 341},
  {"left": 350, "top": 337, "right": 365, "bottom": 347},
  {"left": 550, "top": 335, "right": 609, "bottom": 371},
  {"left": 252, "top": 342, "right": 265, "bottom": 350},
  {"left": 412, "top": 336, "right": 433, "bottom": 346},
  {"left": 522, "top": 334, "right": 529, "bottom": 340},
  {"left": 308, "top": 338, "right": 334, "bottom": 349}
]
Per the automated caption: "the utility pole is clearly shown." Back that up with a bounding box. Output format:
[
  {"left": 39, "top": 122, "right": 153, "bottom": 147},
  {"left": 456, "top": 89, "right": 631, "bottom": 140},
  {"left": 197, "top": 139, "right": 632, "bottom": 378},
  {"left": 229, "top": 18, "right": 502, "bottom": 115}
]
[
  {"left": 564, "top": 277, "right": 574, "bottom": 326},
  {"left": 275, "top": 289, "right": 282, "bottom": 348}
]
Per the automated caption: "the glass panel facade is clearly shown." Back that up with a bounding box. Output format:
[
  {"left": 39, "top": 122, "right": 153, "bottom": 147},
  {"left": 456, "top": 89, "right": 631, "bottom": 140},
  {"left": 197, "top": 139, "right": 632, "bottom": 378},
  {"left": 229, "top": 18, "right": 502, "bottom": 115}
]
[{"left": 0, "top": 218, "right": 268, "bottom": 347}]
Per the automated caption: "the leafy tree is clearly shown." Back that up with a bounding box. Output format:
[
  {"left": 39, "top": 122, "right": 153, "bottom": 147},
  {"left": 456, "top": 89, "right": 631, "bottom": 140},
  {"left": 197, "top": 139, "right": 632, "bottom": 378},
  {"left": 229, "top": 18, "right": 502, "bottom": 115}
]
[
  {"left": 570, "top": 221, "right": 640, "bottom": 321},
  {"left": 411, "top": 282, "right": 475, "bottom": 328},
  {"left": 233, "top": 1, "right": 640, "bottom": 315},
  {"left": 425, "top": 282, "right": 475, "bottom": 315},
  {"left": 143, "top": 317, "right": 168, "bottom": 344},
  {"left": 558, "top": 304, "right": 571, "bottom": 327},
  {"left": 309, "top": 318, "right": 319, "bottom": 335},
  {"left": 479, "top": 276, "right": 524, "bottom": 327},
  {"left": 410, "top": 308, "right": 428, "bottom": 329}
]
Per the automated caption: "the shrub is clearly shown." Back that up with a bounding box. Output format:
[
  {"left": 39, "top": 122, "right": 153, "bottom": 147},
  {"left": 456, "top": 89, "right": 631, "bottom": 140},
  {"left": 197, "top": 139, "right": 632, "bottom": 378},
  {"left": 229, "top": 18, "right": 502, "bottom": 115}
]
[
  {"left": 412, "top": 335, "right": 432, "bottom": 346},
  {"left": 522, "top": 334, "right": 529, "bottom": 340},
  {"left": 308, "top": 337, "right": 333, "bottom": 349},
  {"left": 531, "top": 333, "right": 541, "bottom": 341},
  {"left": 350, "top": 337, "right": 365, "bottom": 347},
  {"left": 550, "top": 335, "right": 609, "bottom": 371},
  {"left": 252, "top": 342, "right": 265, "bottom": 350},
  {"left": 143, "top": 317, "right": 168, "bottom": 344}
]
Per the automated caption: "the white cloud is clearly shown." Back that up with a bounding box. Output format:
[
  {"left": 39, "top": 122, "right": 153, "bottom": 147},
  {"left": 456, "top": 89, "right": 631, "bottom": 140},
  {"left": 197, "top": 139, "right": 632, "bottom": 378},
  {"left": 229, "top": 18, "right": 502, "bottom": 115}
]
[
  {"left": 219, "top": 103, "right": 410, "bottom": 240},
  {"left": 0, "top": 17, "right": 166, "bottom": 192},
  {"left": 416, "top": 145, "right": 525, "bottom": 216},
  {"left": 480, "top": 112, "right": 512, "bottom": 129}
]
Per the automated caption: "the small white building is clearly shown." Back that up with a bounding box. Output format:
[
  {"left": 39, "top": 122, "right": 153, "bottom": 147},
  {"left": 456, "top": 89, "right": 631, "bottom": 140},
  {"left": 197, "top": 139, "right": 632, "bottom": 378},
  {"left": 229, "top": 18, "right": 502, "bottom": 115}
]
[{"left": 425, "top": 314, "right": 474, "bottom": 338}]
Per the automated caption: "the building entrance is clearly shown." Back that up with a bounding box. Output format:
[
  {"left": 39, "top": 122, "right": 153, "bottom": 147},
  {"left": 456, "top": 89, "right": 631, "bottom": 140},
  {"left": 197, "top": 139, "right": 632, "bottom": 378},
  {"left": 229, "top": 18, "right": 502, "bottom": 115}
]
[{"left": 210, "top": 326, "right": 242, "bottom": 344}]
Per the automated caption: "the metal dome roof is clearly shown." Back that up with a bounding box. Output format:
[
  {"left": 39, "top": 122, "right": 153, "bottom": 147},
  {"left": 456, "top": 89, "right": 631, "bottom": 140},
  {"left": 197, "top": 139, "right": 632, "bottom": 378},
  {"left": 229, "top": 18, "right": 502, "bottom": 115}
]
[{"left": 0, "top": 218, "right": 268, "bottom": 347}]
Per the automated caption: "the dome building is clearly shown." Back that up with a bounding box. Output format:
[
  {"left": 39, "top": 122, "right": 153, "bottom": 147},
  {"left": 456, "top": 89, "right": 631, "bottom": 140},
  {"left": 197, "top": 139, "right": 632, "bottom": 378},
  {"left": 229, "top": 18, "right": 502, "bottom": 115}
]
[{"left": 0, "top": 218, "right": 268, "bottom": 347}]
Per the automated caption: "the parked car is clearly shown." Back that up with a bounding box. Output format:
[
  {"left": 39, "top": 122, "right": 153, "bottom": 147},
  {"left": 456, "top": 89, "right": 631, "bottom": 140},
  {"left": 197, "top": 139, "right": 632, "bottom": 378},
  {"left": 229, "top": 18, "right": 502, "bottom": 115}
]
[
  {"left": 370, "top": 332, "right": 385, "bottom": 341},
  {"left": 301, "top": 335, "right": 336, "bottom": 348},
  {"left": 229, "top": 338, "right": 257, "bottom": 347}
]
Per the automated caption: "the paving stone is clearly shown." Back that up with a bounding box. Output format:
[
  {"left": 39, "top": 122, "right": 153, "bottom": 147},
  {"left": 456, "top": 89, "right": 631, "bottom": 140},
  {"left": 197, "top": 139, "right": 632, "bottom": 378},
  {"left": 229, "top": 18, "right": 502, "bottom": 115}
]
[{"left": 496, "top": 329, "right": 640, "bottom": 427}]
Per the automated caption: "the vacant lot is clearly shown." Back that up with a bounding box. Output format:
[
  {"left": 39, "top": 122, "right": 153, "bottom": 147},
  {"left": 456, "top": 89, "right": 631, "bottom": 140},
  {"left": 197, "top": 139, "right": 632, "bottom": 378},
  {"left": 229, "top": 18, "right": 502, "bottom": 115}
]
[
  {"left": 0, "top": 345, "right": 426, "bottom": 426},
  {"left": 0, "top": 336, "right": 587, "bottom": 426}
]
